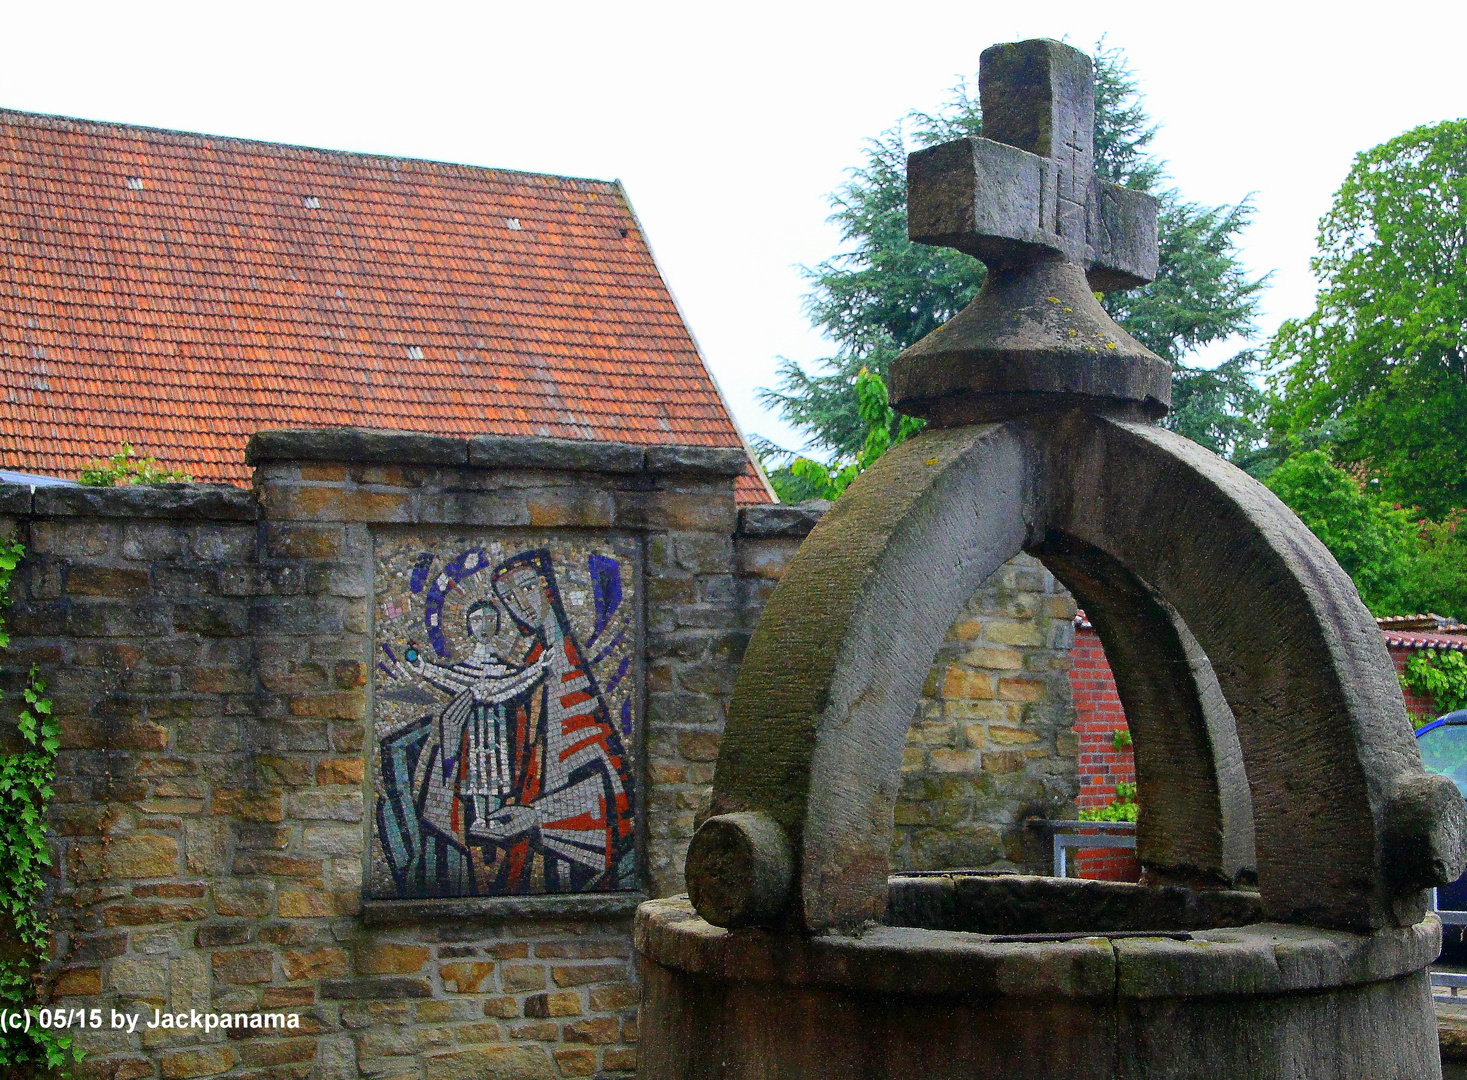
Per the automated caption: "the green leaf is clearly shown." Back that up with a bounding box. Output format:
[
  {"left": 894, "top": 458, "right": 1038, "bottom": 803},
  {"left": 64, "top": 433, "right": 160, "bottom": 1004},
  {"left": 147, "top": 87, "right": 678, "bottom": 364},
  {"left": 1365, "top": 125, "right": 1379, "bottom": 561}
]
[
  {"left": 0, "top": 563, "right": 71, "bottom": 1070},
  {"left": 79, "top": 440, "right": 192, "bottom": 486},
  {"left": 1267, "top": 118, "right": 1467, "bottom": 517}
]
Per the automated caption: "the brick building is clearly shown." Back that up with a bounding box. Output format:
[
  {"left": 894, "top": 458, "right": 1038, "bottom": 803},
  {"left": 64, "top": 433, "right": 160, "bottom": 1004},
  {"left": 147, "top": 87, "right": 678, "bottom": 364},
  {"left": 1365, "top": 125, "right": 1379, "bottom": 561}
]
[
  {"left": 1379, "top": 614, "right": 1467, "bottom": 720},
  {"left": 1067, "top": 613, "right": 1137, "bottom": 882}
]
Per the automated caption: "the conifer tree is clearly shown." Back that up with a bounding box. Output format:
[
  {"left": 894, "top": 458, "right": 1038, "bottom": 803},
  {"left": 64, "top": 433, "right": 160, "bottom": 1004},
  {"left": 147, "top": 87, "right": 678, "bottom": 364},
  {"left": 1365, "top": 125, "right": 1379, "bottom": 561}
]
[{"left": 756, "top": 42, "right": 1269, "bottom": 469}]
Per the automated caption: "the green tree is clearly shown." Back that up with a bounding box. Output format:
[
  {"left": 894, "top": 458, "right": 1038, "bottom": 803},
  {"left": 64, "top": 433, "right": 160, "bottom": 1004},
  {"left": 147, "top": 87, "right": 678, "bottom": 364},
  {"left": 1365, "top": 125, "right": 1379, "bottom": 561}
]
[
  {"left": 1169, "top": 351, "right": 1266, "bottom": 460},
  {"left": 1267, "top": 118, "right": 1467, "bottom": 518},
  {"left": 1401, "top": 511, "right": 1467, "bottom": 619},
  {"left": 1260, "top": 449, "right": 1467, "bottom": 621},
  {"left": 758, "top": 42, "right": 1269, "bottom": 462},
  {"left": 759, "top": 369, "right": 922, "bottom": 502},
  {"left": 1262, "top": 450, "right": 1416, "bottom": 614}
]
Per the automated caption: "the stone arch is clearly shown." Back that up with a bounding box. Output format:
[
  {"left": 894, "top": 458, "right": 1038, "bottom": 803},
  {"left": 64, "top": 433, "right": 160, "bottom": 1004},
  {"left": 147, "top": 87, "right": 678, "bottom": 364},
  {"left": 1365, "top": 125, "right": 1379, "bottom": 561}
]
[
  {"left": 700, "top": 414, "right": 1457, "bottom": 934},
  {"left": 707, "top": 422, "right": 1037, "bottom": 931},
  {"left": 1032, "top": 531, "right": 1255, "bottom": 887},
  {"left": 1039, "top": 416, "right": 1428, "bottom": 929}
]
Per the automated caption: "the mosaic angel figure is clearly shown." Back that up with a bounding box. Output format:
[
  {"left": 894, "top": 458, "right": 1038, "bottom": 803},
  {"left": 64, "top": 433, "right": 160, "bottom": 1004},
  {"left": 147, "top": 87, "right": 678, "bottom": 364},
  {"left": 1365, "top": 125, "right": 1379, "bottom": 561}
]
[{"left": 376, "top": 548, "right": 635, "bottom": 896}]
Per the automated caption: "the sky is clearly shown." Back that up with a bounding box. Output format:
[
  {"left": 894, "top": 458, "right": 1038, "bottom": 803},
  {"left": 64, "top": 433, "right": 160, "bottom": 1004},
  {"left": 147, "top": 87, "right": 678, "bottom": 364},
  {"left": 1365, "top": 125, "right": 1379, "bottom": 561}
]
[{"left": 4, "top": 0, "right": 1466, "bottom": 455}]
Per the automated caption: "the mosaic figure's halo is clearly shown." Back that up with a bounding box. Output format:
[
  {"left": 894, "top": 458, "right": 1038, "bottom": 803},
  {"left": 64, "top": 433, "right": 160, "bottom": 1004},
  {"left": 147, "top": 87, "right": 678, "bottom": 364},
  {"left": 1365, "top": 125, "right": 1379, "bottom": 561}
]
[
  {"left": 434, "top": 558, "right": 505, "bottom": 660},
  {"left": 419, "top": 547, "right": 494, "bottom": 658}
]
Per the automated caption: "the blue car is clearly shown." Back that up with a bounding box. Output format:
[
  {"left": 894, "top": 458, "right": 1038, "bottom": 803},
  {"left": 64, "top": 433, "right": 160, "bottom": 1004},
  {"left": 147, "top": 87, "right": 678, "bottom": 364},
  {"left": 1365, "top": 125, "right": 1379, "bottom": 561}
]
[{"left": 1416, "top": 709, "right": 1467, "bottom": 943}]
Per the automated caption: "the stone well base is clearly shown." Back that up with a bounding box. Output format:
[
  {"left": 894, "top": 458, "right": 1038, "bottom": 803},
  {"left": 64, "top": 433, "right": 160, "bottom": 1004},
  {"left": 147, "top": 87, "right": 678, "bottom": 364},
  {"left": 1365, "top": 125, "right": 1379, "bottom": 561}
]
[{"left": 635, "top": 891, "right": 1443, "bottom": 1080}]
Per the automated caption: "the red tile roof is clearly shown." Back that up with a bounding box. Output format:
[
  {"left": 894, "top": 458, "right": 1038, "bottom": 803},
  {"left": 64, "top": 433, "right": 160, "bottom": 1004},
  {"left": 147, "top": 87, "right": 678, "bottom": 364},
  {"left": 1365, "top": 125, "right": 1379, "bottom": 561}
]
[
  {"left": 1376, "top": 615, "right": 1467, "bottom": 651},
  {"left": 0, "top": 109, "right": 772, "bottom": 503},
  {"left": 1377, "top": 613, "right": 1464, "bottom": 633},
  {"left": 1380, "top": 630, "right": 1467, "bottom": 652},
  {"left": 1076, "top": 610, "right": 1467, "bottom": 653}
]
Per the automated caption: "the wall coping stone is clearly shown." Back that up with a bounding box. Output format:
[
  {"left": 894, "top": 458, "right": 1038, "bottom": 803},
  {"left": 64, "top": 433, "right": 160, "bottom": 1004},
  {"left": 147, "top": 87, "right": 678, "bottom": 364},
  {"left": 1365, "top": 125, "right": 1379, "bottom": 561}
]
[
  {"left": 361, "top": 892, "right": 648, "bottom": 926},
  {"left": 247, "top": 427, "right": 468, "bottom": 467},
  {"left": 0, "top": 483, "right": 34, "bottom": 516},
  {"left": 31, "top": 483, "right": 257, "bottom": 521},
  {"left": 469, "top": 434, "right": 645, "bottom": 473},
  {"left": 247, "top": 426, "right": 750, "bottom": 478},
  {"left": 737, "top": 501, "right": 830, "bottom": 538},
  {"left": 644, "top": 445, "right": 749, "bottom": 477}
]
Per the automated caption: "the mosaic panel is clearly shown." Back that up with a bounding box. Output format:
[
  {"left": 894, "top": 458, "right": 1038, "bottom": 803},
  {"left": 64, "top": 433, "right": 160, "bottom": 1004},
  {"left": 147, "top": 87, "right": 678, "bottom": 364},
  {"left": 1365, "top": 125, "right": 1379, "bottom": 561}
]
[{"left": 370, "top": 533, "right": 638, "bottom": 899}]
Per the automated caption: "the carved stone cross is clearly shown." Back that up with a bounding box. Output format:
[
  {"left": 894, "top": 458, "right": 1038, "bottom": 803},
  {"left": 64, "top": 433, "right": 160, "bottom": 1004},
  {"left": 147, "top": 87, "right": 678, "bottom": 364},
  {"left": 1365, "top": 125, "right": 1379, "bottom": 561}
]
[
  {"left": 892, "top": 38, "right": 1171, "bottom": 424},
  {"left": 908, "top": 38, "right": 1157, "bottom": 289}
]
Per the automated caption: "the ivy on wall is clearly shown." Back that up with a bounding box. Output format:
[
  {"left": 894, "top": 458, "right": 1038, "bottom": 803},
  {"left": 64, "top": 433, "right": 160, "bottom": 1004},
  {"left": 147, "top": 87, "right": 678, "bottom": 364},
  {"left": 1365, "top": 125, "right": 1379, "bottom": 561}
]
[
  {"left": 1079, "top": 781, "right": 1138, "bottom": 823},
  {"left": 0, "top": 539, "right": 73, "bottom": 1075},
  {"left": 1401, "top": 648, "right": 1467, "bottom": 723}
]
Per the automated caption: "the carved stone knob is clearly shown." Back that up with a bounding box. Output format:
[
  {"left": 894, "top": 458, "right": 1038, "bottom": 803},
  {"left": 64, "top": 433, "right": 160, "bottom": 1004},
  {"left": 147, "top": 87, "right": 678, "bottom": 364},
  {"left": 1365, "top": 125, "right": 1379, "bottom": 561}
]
[
  {"left": 1385, "top": 772, "right": 1467, "bottom": 891},
  {"left": 685, "top": 812, "right": 793, "bottom": 928}
]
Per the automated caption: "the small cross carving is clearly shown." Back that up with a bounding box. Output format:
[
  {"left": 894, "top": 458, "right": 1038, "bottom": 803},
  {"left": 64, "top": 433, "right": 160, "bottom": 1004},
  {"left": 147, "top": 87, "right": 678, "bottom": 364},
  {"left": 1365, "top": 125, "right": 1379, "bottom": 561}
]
[{"left": 908, "top": 38, "right": 1158, "bottom": 291}]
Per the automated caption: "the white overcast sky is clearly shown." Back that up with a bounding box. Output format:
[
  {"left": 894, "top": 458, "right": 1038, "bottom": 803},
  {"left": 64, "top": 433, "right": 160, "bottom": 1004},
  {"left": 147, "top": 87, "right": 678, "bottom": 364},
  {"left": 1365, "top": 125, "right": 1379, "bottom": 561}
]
[{"left": 5, "top": 0, "right": 1466, "bottom": 454}]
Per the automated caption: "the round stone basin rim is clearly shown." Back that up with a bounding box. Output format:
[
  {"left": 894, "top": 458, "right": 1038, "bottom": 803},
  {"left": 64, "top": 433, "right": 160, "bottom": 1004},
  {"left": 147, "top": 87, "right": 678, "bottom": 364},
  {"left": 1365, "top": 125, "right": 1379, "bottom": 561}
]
[
  {"left": 885, "top": 872, "right": 1262, "bottom": 938},
  {"left": 636, "top": 898, "right": 1440, "bottom": 1000}
]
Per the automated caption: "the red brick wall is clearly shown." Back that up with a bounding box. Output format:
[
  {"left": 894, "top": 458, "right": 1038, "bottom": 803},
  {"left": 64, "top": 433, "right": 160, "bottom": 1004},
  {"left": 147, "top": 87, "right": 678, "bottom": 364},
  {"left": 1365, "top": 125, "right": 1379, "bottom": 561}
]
[
  {"left": 1068, "top": 625, "right": 1139, "bottom": 881},
  {"left": 1393, "top": 650, "right": 1438, "bottom": 723},
  {"left": 1070, "top": 625, "right": 1433, "bottom": 881}
]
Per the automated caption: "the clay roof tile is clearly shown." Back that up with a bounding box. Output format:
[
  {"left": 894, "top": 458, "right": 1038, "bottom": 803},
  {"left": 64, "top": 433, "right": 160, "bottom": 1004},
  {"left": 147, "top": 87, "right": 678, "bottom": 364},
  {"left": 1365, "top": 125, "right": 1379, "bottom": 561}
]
[{"left": 0, "top": 109, "right": 772, "bottom": 503}]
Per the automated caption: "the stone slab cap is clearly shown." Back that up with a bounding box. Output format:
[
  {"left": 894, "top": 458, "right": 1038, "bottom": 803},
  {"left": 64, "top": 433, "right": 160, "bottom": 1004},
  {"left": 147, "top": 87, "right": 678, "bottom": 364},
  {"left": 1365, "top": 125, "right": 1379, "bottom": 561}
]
[
  {"left": 885, "top": 874, "right": 1262, "bottom": 936},
  {"left": 644, "top": 444, "right": 750, "bottom": 477},
  {"left": 894, "top": 39, "right": 1169, "bottom": 424},
  {"left": 638, "top": 897, "right": 1435, "bottom": 999},
  {"left": 1112, "top": 917, "right": 1440, "bottom": 999},
  {"left": 692, "top": 417, "right": 1466, "bottom": 935},
  {"left": 636, "top": 897, "right": 1116, "bottom": 998},
  {"left": 246, "top": 427, "right": 468, "bottom": 467},
  {"left": 31, "top": 483, "right": 257, "bottom": 521},
  {"left": 468, "top": 434, "right": 645, "bottom": 473},
  {"left": 362, "top": 892, "right": 646, "bottom": 926},
  {"left": 247, "top": 426, "right": 750, "bottom": 479},
  {"left": 0, "top": 482, "right": 34, "bottom": 515},
  {"left": 737, "top": 501, "right": 831, "bottom": 539}
]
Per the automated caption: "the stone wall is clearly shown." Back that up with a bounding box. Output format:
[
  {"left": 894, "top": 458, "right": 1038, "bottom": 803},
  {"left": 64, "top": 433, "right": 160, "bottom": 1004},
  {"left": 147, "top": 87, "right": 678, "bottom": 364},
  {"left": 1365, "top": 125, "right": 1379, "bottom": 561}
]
[
  {"left": 892, "top": 553, "right": 1078, "bottom": 874},
  {"left": 648, "top": 498, "right": 825, "bottom": 900},
  {"left": 0, "top": 432, "right": 813, "bottom": 1080},
  {"left": 0, "top": 438, "right": 1080, "bottom": 1080}
]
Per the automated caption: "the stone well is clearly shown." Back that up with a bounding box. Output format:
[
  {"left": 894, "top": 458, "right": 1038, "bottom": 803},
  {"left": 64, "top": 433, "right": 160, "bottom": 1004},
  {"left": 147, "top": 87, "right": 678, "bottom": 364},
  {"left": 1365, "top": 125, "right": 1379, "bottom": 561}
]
[{"left": 636, "top": 38, "right": 1466, "bottom": 1080}]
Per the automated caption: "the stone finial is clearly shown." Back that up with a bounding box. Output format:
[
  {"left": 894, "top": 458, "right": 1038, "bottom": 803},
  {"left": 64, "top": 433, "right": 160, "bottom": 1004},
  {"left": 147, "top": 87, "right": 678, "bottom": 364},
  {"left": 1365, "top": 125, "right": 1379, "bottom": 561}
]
[{"left": 891, "top": 38, "right": 1171, "bottom": 425}]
